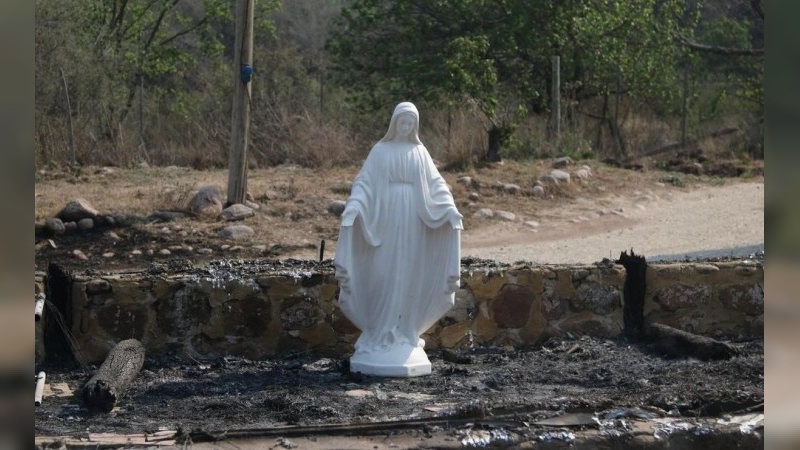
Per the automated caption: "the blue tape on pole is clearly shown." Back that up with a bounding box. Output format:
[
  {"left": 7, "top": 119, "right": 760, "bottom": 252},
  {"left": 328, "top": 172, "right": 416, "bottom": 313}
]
[{"left": 240, "top": 64, "right": 253, "bottom": 84}]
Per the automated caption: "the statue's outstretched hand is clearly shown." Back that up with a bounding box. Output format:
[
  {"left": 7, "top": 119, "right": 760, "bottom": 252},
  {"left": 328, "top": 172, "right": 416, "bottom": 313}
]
[
  {"left": 341, "top": 208, "right": 357, "bottom": 227},
  {"left": 448, "top": 211, "right": 463, "bottom": 230}
]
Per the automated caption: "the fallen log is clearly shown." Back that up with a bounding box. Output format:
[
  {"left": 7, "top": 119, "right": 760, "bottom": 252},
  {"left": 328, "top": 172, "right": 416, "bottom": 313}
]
[
  {"left": 81, "top": 339, "right": 145, "bottom": 412},
  {"left": 647, "top": 323, "right": 738, "bottom": 361}
]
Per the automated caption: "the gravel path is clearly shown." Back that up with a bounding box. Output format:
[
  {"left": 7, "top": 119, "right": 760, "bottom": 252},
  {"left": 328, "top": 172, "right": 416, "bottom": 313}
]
[{"left": 462, "top": 181, "right": 764, "bottom": 264}]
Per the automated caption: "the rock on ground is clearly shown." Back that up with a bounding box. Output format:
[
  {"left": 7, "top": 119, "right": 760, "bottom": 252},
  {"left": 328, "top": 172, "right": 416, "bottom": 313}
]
[
  {"left": 218, "top": 225, "right": 255, "bottom": 240},
  {"left": 221, "top": 204, "right": 255, "bottom": 221},
  {"left": 58, "top": 198, "right": 99, "bottom": 222},
  {"left": 187, "top": 186, "right": 224, "bottom": 217}
]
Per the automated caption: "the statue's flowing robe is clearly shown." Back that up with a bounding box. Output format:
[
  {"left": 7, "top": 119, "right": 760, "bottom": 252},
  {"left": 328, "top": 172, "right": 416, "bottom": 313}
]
[{"left": 334, "top": 141, "right": 462, "bottom": 353}]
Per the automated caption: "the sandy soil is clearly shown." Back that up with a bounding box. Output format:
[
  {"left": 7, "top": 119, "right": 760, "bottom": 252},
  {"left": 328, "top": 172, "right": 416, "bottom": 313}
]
[
  {"left": 34, "top": 160, "right": 764, "bottom": 272},
  {"left": 463, "top": 182, "right": 764, "bottom": 264}
]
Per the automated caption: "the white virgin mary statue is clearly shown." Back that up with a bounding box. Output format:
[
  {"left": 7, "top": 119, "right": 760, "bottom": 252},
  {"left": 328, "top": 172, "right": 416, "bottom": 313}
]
[{"left": 334, "top": 102, "right": 463, "bottom": 377}]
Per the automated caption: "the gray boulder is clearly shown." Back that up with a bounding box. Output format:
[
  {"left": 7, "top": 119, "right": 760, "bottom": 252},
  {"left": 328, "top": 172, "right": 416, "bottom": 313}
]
[
  {"left": 45, "top": 218, "right": 65, "bottom": 235},
  {"left": 540, "top": 169, "right": 571, "bottom": 185},
  {"left": 473, "top": 208, "right": 494, "bottom": 219},
  {"left": 495, "top": 210, "right": 516, "bottom": 222},
  {"left": 77, "top": 218, "right": 94, "bottom": 231},
  {"left": 58, "top": 198, "right": 99, "bottom": 222},
  {"left": 218, "top": 225, "right": 255, "bottom": 240},
  {"left": 221, "top": 203, "right": 255, "bottom": 221},
  {"left": 574, "top": 165, "right": 593, "bottom": 180},
  {"left": 328, "top": 200, "right": 347, "bottom": 216},
  {"left": 187, "top": 186, "right": 224, "bottom": 217},
  {"left": 553, "top": 156, "right": 575, "bottom": 169}
]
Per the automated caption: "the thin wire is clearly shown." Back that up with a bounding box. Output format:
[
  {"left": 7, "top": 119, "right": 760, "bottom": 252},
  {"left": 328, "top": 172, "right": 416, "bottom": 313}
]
[{"left": 44, "top": 299, "right": 90, "bottom": 373}]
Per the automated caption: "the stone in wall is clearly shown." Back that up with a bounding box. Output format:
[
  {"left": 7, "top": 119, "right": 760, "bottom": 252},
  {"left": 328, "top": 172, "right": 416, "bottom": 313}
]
[
  {"left": 493, "top": 284, "right": 534, "bottom": 329},
  {"left": 558, "top": 311, "right": 621, "bottom": 338},
  {"left": 572, "top": 283, "right": 621, "bottom": 315},
  {"left": 85, "top": 278, "right": 111, "bottom": 295},
  {"left": 542, "top": 278, "right": 568, "bottom": 320},
  {"left": 298, "top": 322, "right": 338, "bottom": 349},
  {"left": 474, "top": 304, "right": 499, "bottom": 343},
  {"left": 281, "top": 295, "right": 321, "bottom": 329},
  {"left": 654, "top": 283, "right": 712, "bottom": 311},
  {"left": 492, "top": 283, "right": 547, "bottom": 344},
  {"left": 439, "top": 321, "right": 473, "bottom": 348},
  {"left": 440, "top": 287, "right": 476, "bottom": 326},
  {"left": 257, "top": 276, "right": 304, "bottom": 299},
  {"left": 331, "top": 310, "right": 359, "bottom": 335},
  {"left": 154, "top": 282, "right": 213, "bottom": 340},
  {"left": 719, "top": 284, "right": 764, "bottom": 316},
  {"left": 96, "top": 303, "right": 149, "bottom": 340},
  {"left": 220, "top": 295, "right": 272, "bottom": 338},
  {"left": 462, "top": 269, "right": 507, "bottom": 303}
]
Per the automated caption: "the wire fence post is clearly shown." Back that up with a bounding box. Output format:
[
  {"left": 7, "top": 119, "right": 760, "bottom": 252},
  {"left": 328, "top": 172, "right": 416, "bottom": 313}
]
[
  {"left": 681, "top": 65, "right": 689, "bottom": 145},
  {"left": 551, "top": 55, "right": 561, "bottom": 143}
]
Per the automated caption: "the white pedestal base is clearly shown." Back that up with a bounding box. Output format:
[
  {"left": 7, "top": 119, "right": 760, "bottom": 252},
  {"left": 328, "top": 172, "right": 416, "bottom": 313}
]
[{"left": 349, "top": 345, "right": 432, "bottom": 377}]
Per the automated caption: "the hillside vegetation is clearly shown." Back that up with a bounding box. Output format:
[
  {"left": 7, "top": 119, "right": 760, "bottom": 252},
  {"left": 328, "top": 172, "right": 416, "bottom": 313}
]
[{"left": 35, "top": 0, "right": 763, "bottom": 170}]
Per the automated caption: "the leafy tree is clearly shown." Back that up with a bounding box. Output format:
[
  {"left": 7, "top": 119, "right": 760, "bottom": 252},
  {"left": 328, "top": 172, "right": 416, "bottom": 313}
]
[
  {"left": 328, "top": 0, "right": 696, "bottom": 160},
  {"left": 35, "top": 0, "right": 279, "bottom": 165},
  {"left": 679, "top": 0, "right": 763, "bottom": 110}
]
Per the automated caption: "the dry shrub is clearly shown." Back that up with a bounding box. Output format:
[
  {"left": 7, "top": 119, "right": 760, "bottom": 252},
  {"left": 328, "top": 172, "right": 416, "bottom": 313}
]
[
  {"left": 510, "top": 117, "right": 551, "bottom": 159},
  {"left": 151, "top": 182, "right": 200, "bottom": 212},
  {"left": 448, "top": 180, "right": 471, "bottom": 203},
  {"left": 622, "top": 112, "right": 674, "bottom": 155},
  {"left": 424, "top": 106, "right": 487, "bottom": 170},
  {"left": 285, "top": 117, "right": 358, "bottom": 168}
]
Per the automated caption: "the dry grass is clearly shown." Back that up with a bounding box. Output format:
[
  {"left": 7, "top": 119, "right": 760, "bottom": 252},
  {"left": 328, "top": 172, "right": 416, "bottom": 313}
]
[
  {"left": 34, "top": 155, "right": 762, "bottom": 270},
  {"left": 35, "top": 159, "right": 733, "bottom": 223}
]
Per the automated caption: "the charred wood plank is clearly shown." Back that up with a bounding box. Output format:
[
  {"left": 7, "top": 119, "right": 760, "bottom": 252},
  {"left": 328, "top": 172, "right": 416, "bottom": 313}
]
[
  {"left": 647, "top": 323, "right": 738, "bottom": 361},
  {"left": 81, "top": 339, "right": 145, "bottom": 412}
]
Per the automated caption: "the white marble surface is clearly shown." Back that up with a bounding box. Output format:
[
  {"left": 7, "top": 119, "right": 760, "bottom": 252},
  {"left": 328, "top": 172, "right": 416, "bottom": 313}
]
[{"left": 335, "top": 102, "right": 462, "bottom": 377}]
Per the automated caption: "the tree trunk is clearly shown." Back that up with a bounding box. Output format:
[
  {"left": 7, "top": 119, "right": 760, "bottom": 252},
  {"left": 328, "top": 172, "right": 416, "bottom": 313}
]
[
  {"left": 81, "top": 339, "right": 145, "bottom": 412},
  {"left": 486, "top": 125, "right": 510, "bottom": 162},
  {"left": 615, "top": 250, "right": 647, "bottom": 342},
  {"left": 647, "top": 323, "right": 738, "bottom": 361}
]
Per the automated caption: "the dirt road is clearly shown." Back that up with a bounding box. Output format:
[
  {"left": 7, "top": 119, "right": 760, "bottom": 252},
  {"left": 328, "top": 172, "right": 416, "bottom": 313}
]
[{"left": 462, "top": 181, "right": 764, "bottom": 264}]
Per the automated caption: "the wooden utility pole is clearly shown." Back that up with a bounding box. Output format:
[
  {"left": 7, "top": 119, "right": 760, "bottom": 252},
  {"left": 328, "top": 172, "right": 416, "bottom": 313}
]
[
  {"left": 681, "top": 65, "right": 689, "bottom": 145},
  {"left": 227, "top": 0, "right": 255, "bottom": 206}
]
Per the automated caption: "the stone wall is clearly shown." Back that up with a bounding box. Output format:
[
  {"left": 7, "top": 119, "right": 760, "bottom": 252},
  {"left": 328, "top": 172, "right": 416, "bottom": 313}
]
[{"left": 37, "top": 260, "right": 763, "bottom": 364}]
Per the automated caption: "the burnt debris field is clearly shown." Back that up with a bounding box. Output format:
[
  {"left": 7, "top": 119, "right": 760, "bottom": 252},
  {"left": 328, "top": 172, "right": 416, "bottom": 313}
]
[{"left": 35, "top": 334, "right": 763, "bottom": 447}]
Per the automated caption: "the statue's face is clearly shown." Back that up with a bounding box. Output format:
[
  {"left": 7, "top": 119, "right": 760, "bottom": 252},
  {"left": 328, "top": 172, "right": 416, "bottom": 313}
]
[{"left": 396, "top": 114, "right": 415, "bottom": 139}]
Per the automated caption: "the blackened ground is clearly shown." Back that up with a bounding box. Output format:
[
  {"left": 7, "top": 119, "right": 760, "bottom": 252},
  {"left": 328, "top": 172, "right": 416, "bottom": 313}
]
[{"left": 34, "top": 336, "right": 763, "bottom": 441}]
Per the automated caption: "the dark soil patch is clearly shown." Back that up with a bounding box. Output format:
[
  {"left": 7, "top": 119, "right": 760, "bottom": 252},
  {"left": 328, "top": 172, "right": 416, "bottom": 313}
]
[{"left": 35, "top": 336, "right": 763, "bottom": 441}]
